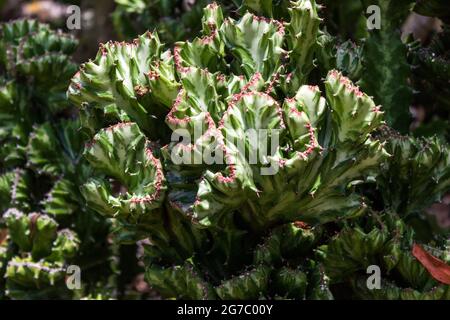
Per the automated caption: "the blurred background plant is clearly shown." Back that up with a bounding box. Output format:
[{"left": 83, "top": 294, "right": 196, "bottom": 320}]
[{"left": 316, "top": 0, "right": 448, "bottom": 139}]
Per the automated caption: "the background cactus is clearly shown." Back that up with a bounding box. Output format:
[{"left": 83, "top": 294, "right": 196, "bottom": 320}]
[
  {"left": 68, "top": 1, "right": 449, "bottom": 300},
  {"left": 317, "top": 0, "right": 450, "bottom": 138},
  {"left": 0, "top": 20, "right": 113, "bottom": 299},
  {"left": 318, "top": 211, "right": 450, "bottom": 299},
  {"left": 112, "top": 0, "right": 213, "bottom": 42}
]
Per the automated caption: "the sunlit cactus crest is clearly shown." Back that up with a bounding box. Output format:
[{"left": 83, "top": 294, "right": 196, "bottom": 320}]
[
  {"left": 0, "top": 0, "right": 447, "bottom": 301},
  {"left": 65, "top": 0, "right": 399, "bottom": 299},
  {"left": 112, "top": 0, "right": 211, "bottom": 43},
  {"left": 0, "top": 20, "right": 111, "bottom": 299}
]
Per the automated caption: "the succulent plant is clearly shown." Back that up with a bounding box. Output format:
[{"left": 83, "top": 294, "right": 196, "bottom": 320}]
[
  {"left": 408, "top": 0, "right": 450, "bottom": 140},
  {"left": 318, "top": 210, "right": 450, "bottom": 299},
  {"left": 377, "top": 129, "right": 450, "bottom": 217},
  {"left": 316, "top": 127, "right": 450, "bottom": 299},
  {"left": 0, "top": 20, "right": 112, "bottom": 299},
  {"left": 67, "top": 1, "right": 403, "bottom": 299},
  {"left": 3, "top": 208, "right": 80, "bottom": 299},
  {"left": 358, "top": 0, "right": 416, "bottom": 133},
  {"left": 317, "top": 36, "right": 364, "bottom": 82},
  {"left": 112, "top": 0, "right": 213, "bottom": 43}
]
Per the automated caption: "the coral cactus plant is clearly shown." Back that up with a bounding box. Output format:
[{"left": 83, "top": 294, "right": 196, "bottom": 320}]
[
  {"left": 67, "top": 1, "right": 418, "bottom": 299},
  {"left": 0, "top": 20, "right": 112, "bottom": 299},
  {"left": 408, "top": 0, "right": 450, "bottom": 140}
]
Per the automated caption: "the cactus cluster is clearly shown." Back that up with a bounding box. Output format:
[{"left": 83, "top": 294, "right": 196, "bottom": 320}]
[
  {"left": 317, "top": 0, "right": 449, "bottom": 138},
  {"left": 67, "top": 1, "right": 450, "bottom": 300},
  {"left": 0, "top": 0, "right": 448, "bottom": 300},
  {"left": 0, "top": 20, "right": 112, "bottom": 299}
]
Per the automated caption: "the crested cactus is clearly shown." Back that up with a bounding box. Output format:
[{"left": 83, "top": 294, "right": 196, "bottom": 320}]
[
  {"left": 317, "top": 0, "right": 450, "bottom": 138},
  {"left": 0, "top": 0, "right": 447, "bottom": 301},
  {"left": 317, "top": 35, "right": 364, "bottom": 82},
  {"left": 318, "top": 210, "right": 450, "bottom": 299},
  {"left": 67, "top": 1, "right": 402, "bottom": 300},
  {"left": 0, "top": 20, "right": 78, "bottom": 171},
  {"left": 316, "top": 0, "right": 415, "bottom": 133}
]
